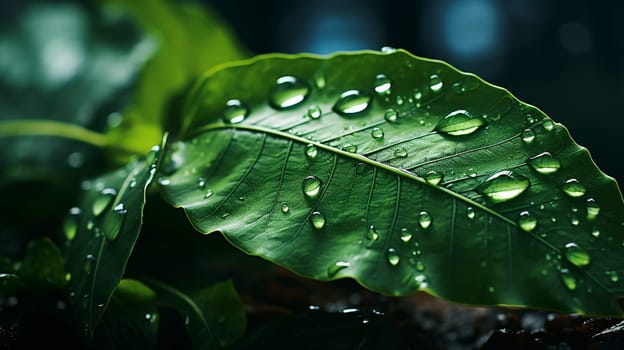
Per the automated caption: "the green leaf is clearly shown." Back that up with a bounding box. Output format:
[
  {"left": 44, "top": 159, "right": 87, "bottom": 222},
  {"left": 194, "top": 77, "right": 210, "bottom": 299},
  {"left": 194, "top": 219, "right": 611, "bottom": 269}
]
[
  {"left": 97, "top": 279, "right": 159, "bottom": 348},
  {"left": 145, "top": 279, "right": 246, "bottom": 348},
  {"left": 19, "top": 237, "right": 66, "bottom": 292},
  {"left": 65, "top": 138, "right": 164, "bottom": 336},
  {"left": 160, "top": 50, "right": 624, "bottom": 316},
  {"left": 0, "top": 273, "right": 24, "bottom": 298}
]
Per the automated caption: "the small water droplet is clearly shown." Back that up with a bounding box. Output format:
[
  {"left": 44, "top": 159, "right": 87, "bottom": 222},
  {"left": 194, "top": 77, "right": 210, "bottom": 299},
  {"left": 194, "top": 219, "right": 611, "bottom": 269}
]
[
  {"left": 591, "top": 226, "right": 600, "bottom": 237},
  {"left": 373, "top": 74, "right": 392, "bottom": 95},
  {"left": 605, "top": 271, "right": 619, "bottom": 283},
  {"left": 466, "top": 207, "right": 475, "bottom": 220},
  {"left": 564, "top": 242, "right": 591, "bottom": 267},
  {"left": 424, "top": 171, "right": 443, "bottom": 185},
  {"left": 223, "top": 99, "right": 248, "bottom": 124},
  {"left": 488, "top": 286, "right": 495, "bottom": 293},
  {"left": 400, "top": 228, "right": 412, "bottom": 243},
  {"left": 204, "top": 190, "right": 214, "bottom": 199},
  {"left": 569, "top": 214, "right": 580, "bottom": 226},
  {"left": 63, "top": 207, "right": 81, "bottom": 241},
  {"left": 84, "top": 254, "right": 95, "bottom": 274},
  {"left": 307, "top": 105, "right": 322, "bottom": 119},
  {"left": 302, "top": 176, "right": 322, "bottom": 198},
  {"left": 477, "top": 171, "right": 530, "bottom": 203},
  {"left": 129, "top": 179, "right": 137, "bottom": 188},
  {"left": 560, "top": 268, "right": 576, "bottom": 290},
  {"left": 103, "top": 203, "right": 127, "bottom": 241},
  {"left": 310, "top": 211, "right": 326, "bottom": 230},
  {"left": 380, "top": 46, "right": 396, "bottom": 54},
  {"left": 65, "top": 272, "right": 71, "bottom": 282},
  {"left": 528, "top": 152, "right": 561, "bottom": 175},
  {"left": 413, "top": 88, "right": 423, "bottom": 100},
  {"left": 395, "top": 95, "right": 404, "bottom": 105},
  {"left": 415, "top": 260, "right": 425, "bottom": 272},
  {"left": 434, "top": 110, "right": 485, "bottom": 136},
  {"left": 333, "top": 90, "right": 371, "bottom": 116},
  {"left": 418, "top": 211, "right": 432, "bottom": 229},
  {"left": 280, "top": 202, "right": 290, "bottom": 213},
  {"left": 517, "top": 211, "right": 537, "bottom": 232},
  {"left": 197, "top": 177, "right": 206, "bottom": 189},
  {"left": 386, "top": 248, "right": 400, "bottom": 266},
  {"left": 371, "top": 127, "right": 384, "bottom": 139},
  {"left": 304, "top": 144, "right": 318, "bottom": 159},
  {"left": 429, "top": 74, "right": 443, "bottom": 92},
  {"left": 394, "top": 147, "right": 408, "bottom": 158},
  {"left": 367, "top": 225, "right": 379, "bottom": 241},
  {"left": 384, "top": 108, "right": 398, "bottom": 123},
  {"left": 342, "top": 143, "right": 357, "bottom": 153},
  {"left": 269, "top": 76, "right": 310, "bottom": 109},
  {"left": 543, "top": 120, "right": 554, "bottom": 131},
  {"left": 158, "top": 177, "right": 171, "bottom": 186},
  {"left": 521, "top": 129, "right": 536, "bottom": 144},
  {"left": 586, "top": 198, "right": 600, "bottom": 220},
  {"left": 92, "top": 188, "right": 116, "bottom": 216},
  {"left": 328, "top": 261, "right": 350, "bottom": 277},
  {"left": 562, "top": 179, "right": 586, "bottom": 198}
]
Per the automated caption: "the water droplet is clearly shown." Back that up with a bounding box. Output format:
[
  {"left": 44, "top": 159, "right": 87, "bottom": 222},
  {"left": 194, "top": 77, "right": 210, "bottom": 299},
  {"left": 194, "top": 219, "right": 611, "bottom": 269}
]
[
  {"left": 371, "top": 127, "right": 384, "bottom": 139},
  {"left": 328, "top": 261, "right": 350, "bottom": 277},
  {"left": 204, "top": 190, "right": 214, "bottom": 199},
  {"left": 63, "top": 207, "right": 81, "bottom": 241},
  {"left": 384, "top": 108, "right": 398, "bottom": 123},
  {"left": 302, "top": 176, "right": 322, "bottom": 198},
  {"left": 307, "top": 105, "right": 322, "bottom": 119},
  {"left": 528, "top": 152, "right": 561, "bottom": 175},
  {"left": 269, "top": 76, "right": 310, "bottom": 109},
  {"left": 103, "top": 203, "right": 127, "bottom": 241},
  {"left": 466, "top": 207, "right": 475, "bottom": 220},
  {"left": 158, "top": 177, "right": 171, "bottom": 186},
  {"left": 395, "top": 95, "right": 404, "bottom": 105},
  {"left": 477, "top": 171, "right": 530, "bottom": 203},
  {"left": 197, "top": 177, "right": 206, "bottom": 189},
  {"left": 605, "top": 271, "right": 619, "bottom": 283},
  {"left": 562, "top": 179, "right": 586, "bottom": 198},
  {"left": 373, "top": 74, "right": 392, "bottom": 95},
  {"left": 517, "top": 211, "right": 537, "bottom": 232},
  {"left": 488, "top": 286, "right": 495, "bottom": 293},
  {"left": 586, "top": 198, "right": 600, "bottom": 220},
  {"left": 415, "top": 261, "right": 425, "bottom": 272},
  {"left": 394, "top": 147, "right": 408, "bottom": 158},
  {"left": 429, "top": 74, "right": 443, "bottom": 92},
  {"left": 560, "top": 268, "right": 576, "bottom": 290},
  {"left": 569, "top": 214, "right": 580, "bottom": 226},
  {"left": 92, "top": 188, "right": 116, "bottom": 216},
  {"left": 84, "top": 254, "right": 95, "bottom": 274},
  {"left": 129, "top": 179, "right": 137, "bottom": 188},
  {"left": 380, "top": 46, "right": 396, "bottom": 54},
  {"left": 564, "top": 242, "right": 591, "bottom": 267},
  {"left": 424, "top": 171, "right": 443, "bottom": 185},
  {"left": 591, "top": 226, "right": 600, "bottom": 237},
  {"left": 434, "top": 110, "right": 485, "bottom": 136},
  {"left": 521, "top": 129, "right": 536, "bottom": 144},
  {"left": 223, "top": 99, "right": 248, "bottom": 124},
  {"left": 342, "top": 143, "right": 357, "bottom": 153},
  {"left": 418, "top": 211, "right": 432, "bottom": 229},
  {"left": 305, "top": 144, "right": 318, "bottom": 159},
  {"left": 280, "top": 202, "right": 290, "bottom": 213},
  {"left": 310, "top": 211, "right": 326, "bottom": 230},
  {"left": 65, "top": 272, "right": 71, "bottom": 282},
  {"left": 543, "top": 120, "right": 554, "bottom": 131},
  {"left": 400, "top": 228, "right": 412, "bottom": 243},
  {"left": 333, "top": 90, "right": 371, "bottom": 116},
  {"left": 367, "top": 225, "right": 379, "bottom": 241},
  {"left": 387, "top": 248, "right": 400, "bottom": 266},
  {"left": 413, "top": 88, "right": 423, "bottom": 100}
]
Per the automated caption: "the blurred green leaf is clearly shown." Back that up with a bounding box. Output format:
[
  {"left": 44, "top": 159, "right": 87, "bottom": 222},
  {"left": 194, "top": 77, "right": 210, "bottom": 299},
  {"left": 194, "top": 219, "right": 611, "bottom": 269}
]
[
  {"left": 0, "top": 273, "right": 24, "bottom": 298},
  {"left": 19, "top": 237, "right": 66, "bottom": 292},
  {"left": 159, "top": 50, "right": 624, "bottom": 316}
]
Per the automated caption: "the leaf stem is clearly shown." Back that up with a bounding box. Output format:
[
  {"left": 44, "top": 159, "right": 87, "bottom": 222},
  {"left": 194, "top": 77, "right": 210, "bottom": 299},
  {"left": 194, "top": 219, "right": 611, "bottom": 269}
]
[{"left": 0, "top": 120, "right": 108, "bottom": 148}]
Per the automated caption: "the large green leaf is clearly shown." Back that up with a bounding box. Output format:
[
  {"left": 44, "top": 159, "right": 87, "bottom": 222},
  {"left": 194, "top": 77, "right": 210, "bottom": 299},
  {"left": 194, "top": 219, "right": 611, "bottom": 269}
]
[
  {"left": 65, "top": 139, "right": 163, "bottom": 336},
  {"left": 159, "top": 50, "right": 624, "bottom": 316}
]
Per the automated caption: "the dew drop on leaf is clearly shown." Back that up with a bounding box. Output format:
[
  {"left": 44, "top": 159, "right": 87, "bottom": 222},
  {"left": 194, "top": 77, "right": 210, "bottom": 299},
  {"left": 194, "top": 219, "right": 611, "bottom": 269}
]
[
  {"left": 84, "top": 254, "right": 95, "bottom": 274},
  {"left": 373, "top": 74, "right": 392, "bottom": 95},
  {"left": 302, "top": 176, "right": 322, "bottom": 198},
  {"left": 477, "top": 171, "right": 530, "bottom": 203},
  {"left": 310, "top": 211, "right": 326, "bottom": 230},
  {"left": 466, "top": 207, "right": 475, "bottom": 220},
  {"left": 384, "top": 108, "right": 398, "bottom": 123},
  {"left": 386, "top": 248, "right": 400, "bottom": 266},
  {"left": 517, "top": 211, "right": 537, "bottom": 232},
  {"left": 92, "top": 188, "right": 117, "bottom": 216},
  {"left": 562, "top": 179, "right": 586, "bottom": 198},
  {"left": 328, "top": 261, "right": 350, "bottom": 277},
  {"left": 367, "top": 225, "right": 379, "bottom": 241},
  {"left": 333, "top": 90, "right": 371, "bottom": 116},
  {"left": 521, "top": 129, "right": 536, "bottom": 144},
  {"left": 104, "top": 203, "right": 127, "bottom": 241},
  {"left": 305, "top": 144, "right": 318, "bottom": 159},
  {"left": 394, "top": 147, "right": 408, "bottom": 158},
  {"left": 63, "top": 207, "right": 81, "bottom": 241},
  {"left": 269, "top": 76, "right": 310, "bottom": 109},
  {"left": 560, "top": 268, "right": 577, "bottom": 290},
  {"left": 543, "top": 120, "right": 554, "bottom": 131},
  {"left": 400, "top": 228, "right": 412, "bottom": 243},
  {"left": 429, "top": 74, "right": 443, "bottom": 92},
  {"left": 342, "top": 143, "right": 357, "bottom": 153},
  {"left": 605, "top": 271, "right": 619, "bottom": 283},
  {"left": 415, "top": 261, "right": 425, "bottom": 272},
  {"left": 586, "top": 198, "right": 600, "bottom": 220},
  {"left": 223, "top": 99, "right": 248, "bottom": 124},
  {"left": 204, "top": 190, "right": 214, "bottom": 199},
  {"left": 569, "top": 214, "right": 580, "bottom": 226},
  {"left": 197, "top": 177, "right": 206, "bottom": 189},
  {"left": 527, "top": 152, "right": 561, "bottom": 175},
  {"left": 591, "top": 226, "right": 600, "bottom": 237},
  {"left": 371, "top": 127, "right": 384, "bottom": 139},
  {"left": 424, "top": 171, "right": 443, "bottom": 185},
  {"left": 434, "top": 110, "right": 485, "bottom": 136},
  {"left": 564, "top": 242, "right": 591, "bottom": 267},
  {"left": 413, "top": 88, "right": 423, "bottom": 100},
  {"left": 418, "top": 211, "right": 432, "bottom": 229},
  {"left": 280, "top": 202, "right": 289, "bottom": 213},
  {"left": 307, "top": 105, "right": 322, "bottom": 119}
]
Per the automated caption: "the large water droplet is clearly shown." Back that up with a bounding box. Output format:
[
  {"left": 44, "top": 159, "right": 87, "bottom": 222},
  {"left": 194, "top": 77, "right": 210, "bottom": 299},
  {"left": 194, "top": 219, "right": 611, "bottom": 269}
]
[
  {"left": 310, "top": 211, "right": 326, "bottom": 230},
  {"left": 384, "top": 108, "right": 398, "bottom": 123},
  {"left": 305, "top": 144, "right": 318, "bottom": 159},
  {"left": 478, "top": 171, "right": 530, "bottom": 203},
  {"left": 528, "top": 152, "right": 561, "bottom": 175},
  {"left": 394, "top": 147, "right": 408, "bottom": 158},
  {"left": 92, "top": 188, "right": 116, "bottom": 216},
  {"left": 424, "top": 171, "right": 443, "bottom": 185},
  {"left": 562, "top": 179, "right": 586, "bottom": 198},
  {"left": 63, "top": 207, "right": 81, "bottom": 241},
  {"left": 586, "top": 198, "right": 600, "bottom": 220},
  {"left": 269, "top": 76, "right": 310, "bottom": 109},
  {"left": 434, "top": 110, "right": 485, "bottom": 136},
  {"left": 418, "top": 211, "right": 432, "bottom": 229},
  {"left": 307, "top": 105, "right": 322, "bottom": 119},
  {"left": 328, "top": 261, "right": 350, "bottom": 277},
  {"left": 386, "top": 248, "right": 400, "bottom": 266},
  {"left": 302, "top": 176, "right": 322, "bottom": 198},
  {"left": 521, "top": 129, "right": 536, "bottom": 144},
  {"left": 400, "top": 228, "right": 412, "bottom": 243},
  {"left": 367, "top": 225, "right": 379, "bottom": 241},
  {"left": 333, "top": 90, "right": 371, "bottom": 116},
  {"left": 371, "top": 127, "right": 384, "bottom": 139},
  {"left": 373, "top": 74, "right": 392, "bottom": 95},
  {"left": 560, "top": 268, "right": 577, "bottom": 290},
  {"left": 223, "top": 99, "right": 248, "bottom": 124},
  {"left": 429, "top": 74, "right": 443, "bottom": 92},
  {"left": 517, "top": 211, "right": 537, "bottom": 232},
  {"left": 564, "top": 242, "right": 591, "bottom": 267}
]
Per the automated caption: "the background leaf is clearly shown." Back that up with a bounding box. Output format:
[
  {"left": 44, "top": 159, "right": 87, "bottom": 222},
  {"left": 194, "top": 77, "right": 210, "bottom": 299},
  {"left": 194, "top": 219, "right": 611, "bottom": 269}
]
[
  {"left": 19, "top": 237, "right": 66, "bottom": 292},
  {"left": 160, "top": 50, "right": 624, "bottom": 316}
]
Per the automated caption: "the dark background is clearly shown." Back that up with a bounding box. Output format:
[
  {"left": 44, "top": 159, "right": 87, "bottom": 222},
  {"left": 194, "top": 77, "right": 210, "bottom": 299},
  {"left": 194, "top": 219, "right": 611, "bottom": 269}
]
[{"left": 207, "top": 0, "right": 624, "bottom": 184}]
